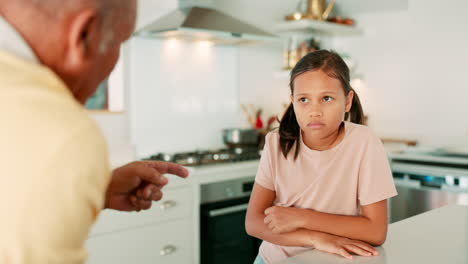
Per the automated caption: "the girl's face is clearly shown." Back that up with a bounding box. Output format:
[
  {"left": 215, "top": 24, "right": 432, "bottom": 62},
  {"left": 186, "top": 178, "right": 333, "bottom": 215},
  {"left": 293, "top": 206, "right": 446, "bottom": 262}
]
[{"left": 291, "top": 70, "right": 354, "bottom": 139}]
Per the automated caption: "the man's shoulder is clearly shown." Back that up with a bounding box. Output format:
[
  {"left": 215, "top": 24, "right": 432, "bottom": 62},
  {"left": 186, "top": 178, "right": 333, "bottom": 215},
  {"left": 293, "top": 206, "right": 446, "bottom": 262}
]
[
  {"left": 1, "top": 83, "right": 104, "bottom": 157},
  {"left": 18, "top": 91, "right": 98, "bottom": 136},
  {"left": 0, "top": 59, "right": 99, "bottom": 140}
]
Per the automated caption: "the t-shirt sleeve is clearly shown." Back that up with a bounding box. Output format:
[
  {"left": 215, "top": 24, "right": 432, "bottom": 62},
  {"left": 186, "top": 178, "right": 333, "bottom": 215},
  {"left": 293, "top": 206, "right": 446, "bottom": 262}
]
[
  {"left": 255, "top": 133, "right": 275, "bottom": 191},
  {"left": 358, "top": 132, "right": 397, "bottom": 206}
]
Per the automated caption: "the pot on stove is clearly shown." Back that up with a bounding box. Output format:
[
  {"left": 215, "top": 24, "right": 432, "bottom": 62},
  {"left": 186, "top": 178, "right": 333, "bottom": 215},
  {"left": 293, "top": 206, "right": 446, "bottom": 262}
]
[{"left": 222, "top": 128, "right": 259, "bottom": 148}]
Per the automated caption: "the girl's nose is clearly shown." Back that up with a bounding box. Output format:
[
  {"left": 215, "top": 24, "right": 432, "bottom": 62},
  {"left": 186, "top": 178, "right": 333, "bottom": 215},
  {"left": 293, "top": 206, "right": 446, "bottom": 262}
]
[
  {"left": 308, "top": 104, "right": 323, "bottom": 117},
  {"left": 309, "top": 110, "right": 323, "bottom": 117}
]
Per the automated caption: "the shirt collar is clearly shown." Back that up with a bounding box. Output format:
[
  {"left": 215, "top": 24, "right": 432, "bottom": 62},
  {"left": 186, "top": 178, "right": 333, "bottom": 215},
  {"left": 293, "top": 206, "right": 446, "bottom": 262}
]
[{"left": 0, "top": 16, "right": 39, "bottom": 64}]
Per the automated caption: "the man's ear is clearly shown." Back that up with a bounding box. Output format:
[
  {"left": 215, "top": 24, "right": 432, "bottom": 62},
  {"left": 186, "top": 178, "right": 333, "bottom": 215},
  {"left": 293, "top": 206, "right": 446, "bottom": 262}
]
[
  {"left": 63, "top": 9, "right": 99, "bottom": 70},
  {"left": 345, "top": 90, "right": 354, "bottom": 112}
]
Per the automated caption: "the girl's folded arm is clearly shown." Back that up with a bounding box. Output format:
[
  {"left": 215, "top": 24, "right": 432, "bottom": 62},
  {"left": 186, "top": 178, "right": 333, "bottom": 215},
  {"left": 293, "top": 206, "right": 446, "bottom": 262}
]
[
  {"left": 245, "top": 183, "right": 319, "bottom": 247},
  {"left": 298, "top": 200, "right": 389, "bottom": 246}
]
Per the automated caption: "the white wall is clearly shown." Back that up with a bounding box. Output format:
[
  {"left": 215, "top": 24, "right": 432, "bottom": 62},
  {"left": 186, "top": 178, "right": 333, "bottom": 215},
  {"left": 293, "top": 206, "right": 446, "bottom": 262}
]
[
  {"left": 237, "top": 42, "right": 290, "bottom": 121},
  {"left": 129, "top": 38, "right": 240, "bottom": 158},
  {"left": 90, "top": 113, "right": 134, "bottom": 167},
  {"left": 213, "top": 0, "right": 298, "bottom": 124},
  {"left": 332, "top": 0, "right": 468, "bottom": 149}
]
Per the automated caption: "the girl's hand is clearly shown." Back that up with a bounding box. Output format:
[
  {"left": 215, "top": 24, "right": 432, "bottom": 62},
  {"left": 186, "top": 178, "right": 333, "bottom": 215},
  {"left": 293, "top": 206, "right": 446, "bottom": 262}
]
[
  {"left": 311, "top": 232, "right": 379, "bottom": 259},
  {"left": 264, "top": 206, "right": 305, "bottom": 234}
]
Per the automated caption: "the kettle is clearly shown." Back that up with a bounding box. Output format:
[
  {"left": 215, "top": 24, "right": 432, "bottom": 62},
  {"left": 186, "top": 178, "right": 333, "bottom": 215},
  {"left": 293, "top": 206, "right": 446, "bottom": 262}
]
[{"left": 286, "top": 0, "right": 336, "bottom": 21}]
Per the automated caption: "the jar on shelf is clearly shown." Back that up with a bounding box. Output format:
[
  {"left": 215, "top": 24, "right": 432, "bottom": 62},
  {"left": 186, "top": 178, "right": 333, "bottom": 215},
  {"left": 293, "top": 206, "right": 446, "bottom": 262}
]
[{"left": 282, "top": 35, "right": 321, "bottom": 70}]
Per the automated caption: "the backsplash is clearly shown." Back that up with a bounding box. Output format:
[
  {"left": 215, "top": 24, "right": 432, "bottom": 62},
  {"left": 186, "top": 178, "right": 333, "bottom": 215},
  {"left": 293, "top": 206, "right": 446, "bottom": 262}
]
[{"left": 129, "top": 38, "right": 240, "bottom": 158}]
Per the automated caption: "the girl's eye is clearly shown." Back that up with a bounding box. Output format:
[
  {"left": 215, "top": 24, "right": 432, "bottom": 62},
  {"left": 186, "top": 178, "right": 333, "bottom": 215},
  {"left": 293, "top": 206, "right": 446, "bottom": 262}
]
[
  {"left": 299, "top": 97, "right": 309, "bottom": 103},
  {"left": 323, "top": 96, "right": 333, "bottom": 102}
]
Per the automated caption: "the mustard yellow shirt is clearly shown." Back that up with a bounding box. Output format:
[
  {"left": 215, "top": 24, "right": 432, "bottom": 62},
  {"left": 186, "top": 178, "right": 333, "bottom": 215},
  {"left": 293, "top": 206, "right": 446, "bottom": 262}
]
[{"left": 0, "top": 18, "right": 110, "bottom": 264}]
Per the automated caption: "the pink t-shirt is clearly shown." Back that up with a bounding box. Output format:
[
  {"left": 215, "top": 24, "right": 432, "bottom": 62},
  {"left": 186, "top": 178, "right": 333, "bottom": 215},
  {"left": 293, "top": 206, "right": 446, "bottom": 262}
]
[{"left": 255, "top": 121, "right": 397, "bottom": 264}]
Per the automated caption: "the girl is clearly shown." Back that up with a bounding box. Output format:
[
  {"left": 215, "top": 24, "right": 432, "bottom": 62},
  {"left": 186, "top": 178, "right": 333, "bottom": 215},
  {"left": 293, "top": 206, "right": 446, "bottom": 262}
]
[{"left": 245, "top": 50, "right": 397, "bottom": 264}]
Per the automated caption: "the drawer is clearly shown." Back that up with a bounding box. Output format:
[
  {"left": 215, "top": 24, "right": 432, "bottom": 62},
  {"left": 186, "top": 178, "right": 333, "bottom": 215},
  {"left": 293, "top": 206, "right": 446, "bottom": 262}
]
[
  {"left": 86, "top": 219, "right": 192, "bottom": 264},
  {"left": 90, "top": 186, "right": 193, "bottom": 236}
]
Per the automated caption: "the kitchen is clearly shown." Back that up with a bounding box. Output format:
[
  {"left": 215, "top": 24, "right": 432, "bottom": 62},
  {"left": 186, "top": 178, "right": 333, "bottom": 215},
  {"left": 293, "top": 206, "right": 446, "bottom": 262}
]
[{"left": 85, "top": 0, "right": 468, "bottom": 264}]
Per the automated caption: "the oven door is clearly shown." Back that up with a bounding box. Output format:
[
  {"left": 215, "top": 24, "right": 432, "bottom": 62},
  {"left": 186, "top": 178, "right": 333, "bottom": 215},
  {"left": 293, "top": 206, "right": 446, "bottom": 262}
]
[{"left": 200, "top": 196, "right": 261, "bottom": 264}]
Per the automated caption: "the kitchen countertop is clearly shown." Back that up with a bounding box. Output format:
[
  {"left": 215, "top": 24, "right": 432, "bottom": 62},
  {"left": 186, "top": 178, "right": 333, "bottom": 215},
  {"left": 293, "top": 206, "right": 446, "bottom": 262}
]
[
  {"left": 388, "top": 151, "right": 468, "bottom": 179},
  {"left": 188, "top": 160, "right": 259, "bottom": 184},
  {"left": 161, "top": 160, "right": 259, "bottom": 188},
  {"left": 276, "top": 204, "right": 468, "bottom": 264},
  {"left": 388, "top": 151, "right": 468, "bottom": 165}
]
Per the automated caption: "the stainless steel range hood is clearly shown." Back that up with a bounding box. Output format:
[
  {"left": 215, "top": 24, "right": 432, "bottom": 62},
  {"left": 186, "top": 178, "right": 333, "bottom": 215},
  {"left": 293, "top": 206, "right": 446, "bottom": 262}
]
[{"left": 134, "top": 2, "right": 277, "bottom": 45}]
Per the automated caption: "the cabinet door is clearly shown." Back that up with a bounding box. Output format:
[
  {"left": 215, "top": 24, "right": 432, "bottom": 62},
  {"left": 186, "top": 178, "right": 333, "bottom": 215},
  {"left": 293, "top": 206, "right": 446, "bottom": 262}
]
[
  {"left": 86, "top": 219, "right": 192, "bottom": 264},
  {"left": 90, "top": 186, "right": 192, "bottom": 236}
]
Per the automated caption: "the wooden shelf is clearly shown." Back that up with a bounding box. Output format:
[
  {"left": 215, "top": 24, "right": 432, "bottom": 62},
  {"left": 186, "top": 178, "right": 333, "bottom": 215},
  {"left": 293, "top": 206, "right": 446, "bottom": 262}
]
[
  {"left": 276, "top": 19, "right": 363, "bottom": 35},
  {"left": 381, "top": 138, "right": 418, "bottom": 147}
]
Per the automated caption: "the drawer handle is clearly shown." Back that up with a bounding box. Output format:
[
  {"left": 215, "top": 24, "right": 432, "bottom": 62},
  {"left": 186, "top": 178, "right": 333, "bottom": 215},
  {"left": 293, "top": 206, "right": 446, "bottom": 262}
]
[
  {"left": 160, "top": 200, "right": 177, "bottom": 210},
  {"left": 160, "top": 245, "right": 177, "bottom": 256}
]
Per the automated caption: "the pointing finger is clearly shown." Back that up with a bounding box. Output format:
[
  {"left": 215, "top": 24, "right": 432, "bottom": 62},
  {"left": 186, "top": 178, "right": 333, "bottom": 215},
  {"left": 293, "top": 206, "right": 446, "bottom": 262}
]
[
  {"left": 144, "top": 161, "right": 189, "bottom": 178},
  {"left": 135, "top": 165, "right": 168, "bottom": 186}
]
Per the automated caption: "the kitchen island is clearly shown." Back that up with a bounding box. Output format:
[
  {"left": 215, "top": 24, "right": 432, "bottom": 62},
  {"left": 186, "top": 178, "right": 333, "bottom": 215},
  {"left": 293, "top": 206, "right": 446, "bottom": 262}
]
[{"left": 276, "top": 204, "right": 468, "bottom": 264}]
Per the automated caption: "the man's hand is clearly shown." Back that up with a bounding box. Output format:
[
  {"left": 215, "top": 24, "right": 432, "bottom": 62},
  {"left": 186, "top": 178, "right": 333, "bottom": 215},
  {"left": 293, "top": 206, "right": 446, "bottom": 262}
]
[
  {"left": 105, "top": 161, "right": 189, "bottom": 212},
  {"left": 264, "top": 206, "right": 305, "bottom": 234}
]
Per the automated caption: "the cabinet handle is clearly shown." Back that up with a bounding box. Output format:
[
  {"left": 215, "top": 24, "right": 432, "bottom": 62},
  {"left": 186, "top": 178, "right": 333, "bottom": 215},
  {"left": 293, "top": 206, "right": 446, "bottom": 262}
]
[
  {"left": 160, "top": 245, "right": 177, "bottom": 256},
  {"left": 160, "top": 200, "right": 177, "bottom": 210}
]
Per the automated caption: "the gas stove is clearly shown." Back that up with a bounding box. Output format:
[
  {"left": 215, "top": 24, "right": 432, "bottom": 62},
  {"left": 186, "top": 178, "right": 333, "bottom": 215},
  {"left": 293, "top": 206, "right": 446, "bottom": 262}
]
[{"left": 145, "top": 147, "right": 261, "bottom": 166}]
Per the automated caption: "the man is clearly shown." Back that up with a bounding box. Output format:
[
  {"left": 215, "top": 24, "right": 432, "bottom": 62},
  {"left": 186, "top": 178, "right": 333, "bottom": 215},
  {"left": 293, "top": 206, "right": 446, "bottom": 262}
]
[{"left": 0, "top": 0, "right": 188, "bottom": 263}]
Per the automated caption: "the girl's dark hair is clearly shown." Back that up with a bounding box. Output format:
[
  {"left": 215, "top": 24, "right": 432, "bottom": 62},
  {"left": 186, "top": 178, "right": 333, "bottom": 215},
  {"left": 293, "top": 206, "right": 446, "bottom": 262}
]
[{"left": 279, "top": 50, "right": 365, "bottom": 159}]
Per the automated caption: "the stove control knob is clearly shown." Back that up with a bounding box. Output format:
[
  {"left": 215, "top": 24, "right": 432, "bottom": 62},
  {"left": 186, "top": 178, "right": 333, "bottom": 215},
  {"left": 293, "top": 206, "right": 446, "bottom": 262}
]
[{"left": 225, "top": 187, "right": 234, "bottom": 197}]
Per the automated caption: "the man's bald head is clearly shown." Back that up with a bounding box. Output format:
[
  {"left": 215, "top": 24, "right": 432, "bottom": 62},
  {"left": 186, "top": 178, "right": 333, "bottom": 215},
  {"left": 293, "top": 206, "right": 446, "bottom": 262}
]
[
  {"left": 17, "top": 0, "right": 135, "bottom": 53},
  {"left": 30, "top": 0, "right": 134, "bottom": 23},
  {"left": 0, "top": 0, "right": 137, "bottom": 103}
]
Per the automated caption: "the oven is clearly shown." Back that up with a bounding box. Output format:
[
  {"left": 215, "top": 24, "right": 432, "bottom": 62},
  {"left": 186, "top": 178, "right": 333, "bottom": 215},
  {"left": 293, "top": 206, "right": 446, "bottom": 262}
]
[{"left": 200, "top": 176, "right": 262, "bottom": 264}]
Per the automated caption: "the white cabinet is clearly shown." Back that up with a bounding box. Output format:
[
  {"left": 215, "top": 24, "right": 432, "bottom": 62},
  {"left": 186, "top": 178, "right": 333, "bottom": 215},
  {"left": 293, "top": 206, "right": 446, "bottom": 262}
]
[
  {"left": 86, "top": 219, "right": 192, "bottom": 264},
  {"left": 86, "top": 162, "right": 260, "bottom": 264},
  {"left": 86, "top": 184, "right": 194, "bottom": 264}
]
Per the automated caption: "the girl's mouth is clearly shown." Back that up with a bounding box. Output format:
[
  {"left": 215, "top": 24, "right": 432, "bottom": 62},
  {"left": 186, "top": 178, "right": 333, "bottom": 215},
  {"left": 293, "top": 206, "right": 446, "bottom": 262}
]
[{"left": 307, "top": 122, "right": 325, "bottom": 129}]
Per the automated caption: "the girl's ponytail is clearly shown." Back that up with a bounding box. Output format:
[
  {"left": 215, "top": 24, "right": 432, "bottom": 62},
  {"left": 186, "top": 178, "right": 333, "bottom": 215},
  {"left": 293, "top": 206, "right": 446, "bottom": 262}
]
[
  {"left": 346, "top": 89, "right": 365, "bottom": 125},
  {"left": 279, "top": 103, "right": 300, "bottom": 159}
]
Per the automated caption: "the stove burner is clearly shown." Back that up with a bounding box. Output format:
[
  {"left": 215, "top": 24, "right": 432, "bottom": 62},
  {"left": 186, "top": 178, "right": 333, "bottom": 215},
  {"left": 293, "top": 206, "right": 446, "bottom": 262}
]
[{"left": 145, "top": 148, "right": 261, "bottom": 166}]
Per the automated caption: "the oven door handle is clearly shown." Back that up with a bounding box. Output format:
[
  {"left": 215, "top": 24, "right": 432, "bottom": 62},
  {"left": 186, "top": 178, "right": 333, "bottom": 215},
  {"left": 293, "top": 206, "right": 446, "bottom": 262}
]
[{"left": 208, "top": 203, "right": 249, "bottom": 217}]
